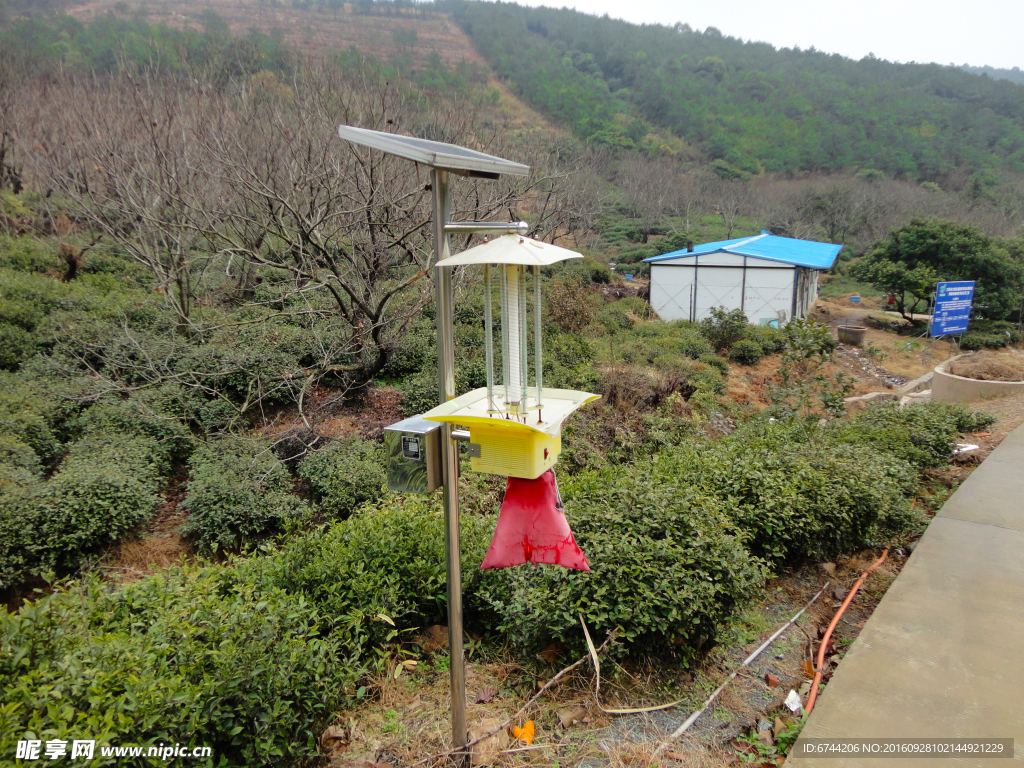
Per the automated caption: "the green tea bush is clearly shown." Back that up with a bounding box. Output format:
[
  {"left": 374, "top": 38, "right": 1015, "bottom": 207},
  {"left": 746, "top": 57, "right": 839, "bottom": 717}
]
[
  {"left": 833, "top": 401, "right": 992, "bottom": 469},
  {"left": 0, "top": 322, "right": 35, "bottom": 370},
  {"left": 180, "top": 438, "right": 308, "bottom": 553},
  {"left": 664, "top": 432, "right": 918, "bottom": 564},
  {"left": 38, "top": 433, "right": 163, "bottom": 570},
  {"left": 671, "top": 333, "right": 716, "bottom": 360},
  {"left": 297, "top": 438, "right": 386, "bottom": 520},
  {"left": 689, "top": 364, "right": 726, "bottom": 396},
  {"left": 399, "top": 371, "right": 439, "bottom": 416},
  {"left": 381, "top": 318, "right": 436, "bottom": 377},
  {"left": 729, "top": 339, "right": 764, "bottom": 366},
  {"left": 0, "top": 235, "right": 61, "bottom": 273},
  {"left": 234, "top": 499, "right": 494, "bottom": 647},
  {"left": 698, "top": 354, "right": 729, "bottom": 375},
  {"left": 0, "top": 465, "right": 44, "bottom": 589},
  {"left": 69, "top": 397, "right": 194, "bottom": 469},
  {"left": 0, "top": 570, "right": 357, "bottom": 766},
  {"left": 744, "top": 324, "right": 787, "bottom": 354},
  {"left": 474, "top": 466, "right": 763, "bottom": 657},
  {"left": 600, "top": 296, "right": 656, "bottom": 330},
  {"left": 699, "top": 307, "right": 749, "bottom": 351}
]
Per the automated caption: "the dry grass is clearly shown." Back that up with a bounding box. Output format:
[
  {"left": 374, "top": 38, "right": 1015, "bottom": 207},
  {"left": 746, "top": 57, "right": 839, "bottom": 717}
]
[{"left": 949, "top": 351, "right": 1024, "bottom": 381}]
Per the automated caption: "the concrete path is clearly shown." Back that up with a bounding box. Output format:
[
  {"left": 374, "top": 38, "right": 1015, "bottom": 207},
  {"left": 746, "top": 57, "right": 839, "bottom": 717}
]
[{"left": 788, "top": 423, "right": 1024, "bottom": 766}]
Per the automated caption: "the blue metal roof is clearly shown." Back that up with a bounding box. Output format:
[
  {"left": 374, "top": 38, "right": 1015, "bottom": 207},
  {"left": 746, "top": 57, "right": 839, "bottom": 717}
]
[{"left": 644, "top": 232, "right": 841, "bottom": 270}]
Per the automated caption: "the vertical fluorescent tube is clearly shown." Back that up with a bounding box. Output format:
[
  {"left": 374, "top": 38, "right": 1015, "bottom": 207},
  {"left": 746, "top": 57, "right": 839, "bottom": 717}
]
[
  {"left": 505, "top": 264, "right": 522, "bottom": 410},
  {"left": 534, "top": 265, "right": 542, "bottom": 415},
  {"left": 499, "top": 265, "right": 511, "bottom": 408},
  {"left": 518, "top": 266, "right": 528, "bottom": 417},
  {"left": 484, "top": 264, "right": 496, "bottom": 413}
]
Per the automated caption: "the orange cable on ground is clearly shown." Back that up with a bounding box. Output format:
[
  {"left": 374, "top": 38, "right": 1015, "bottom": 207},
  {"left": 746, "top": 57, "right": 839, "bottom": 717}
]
[{"left": 805, "top": 548, "right": 889, "bottom": 715}]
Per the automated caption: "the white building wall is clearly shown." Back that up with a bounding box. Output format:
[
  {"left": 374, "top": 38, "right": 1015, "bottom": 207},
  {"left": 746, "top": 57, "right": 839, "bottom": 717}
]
[{"left": 651, "top": 260, "right": 802, "bottom": 325}]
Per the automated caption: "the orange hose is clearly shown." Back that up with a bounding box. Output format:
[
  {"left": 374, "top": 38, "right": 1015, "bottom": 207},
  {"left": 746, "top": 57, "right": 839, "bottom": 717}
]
[{"left": 804, "top": 548, "right": 889, "bottom": 715}]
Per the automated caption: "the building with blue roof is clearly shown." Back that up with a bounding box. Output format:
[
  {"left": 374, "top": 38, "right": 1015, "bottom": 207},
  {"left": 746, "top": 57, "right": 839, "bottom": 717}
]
[{"left": 643, "top": 231, "right": 842, "bottom": 326}]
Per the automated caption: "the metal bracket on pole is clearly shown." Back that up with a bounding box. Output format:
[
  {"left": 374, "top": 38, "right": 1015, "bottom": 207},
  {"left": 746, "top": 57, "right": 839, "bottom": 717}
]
[{"left": 444, "top": 221, "right": 529, "bottom": 236}]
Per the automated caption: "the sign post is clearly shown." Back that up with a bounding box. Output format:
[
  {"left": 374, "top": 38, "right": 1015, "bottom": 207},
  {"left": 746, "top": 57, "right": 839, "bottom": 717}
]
[{"left": 930, "top": 281, "right": 975, "bottom": 338}]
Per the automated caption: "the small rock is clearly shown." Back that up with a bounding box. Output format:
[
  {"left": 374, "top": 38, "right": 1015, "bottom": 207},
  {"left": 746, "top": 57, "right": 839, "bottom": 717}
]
[
  {"left": 758, "top": 718, "right": 772, "bottom": 732},
  {"left": 820, "top": 562, "right": 836, "bottom": 576},
  {"left": 757, "top": 729, "right": 774, "bottom": 747},
  {"left": 765, "top": 673, "right": 780, "bottom": 688},
  {"left": 557, "top": 706, "right": 587, "bottom": 729},
  {"left": 469, "top": 717, "right": 508, "bottom": 766},
  {"left": 833, "top": 588, "right": 848, "bottom": 601},
  {"left": 416, "top": 625, "right": 448, "bottom": 653},
  {"left": 799, "top": 681, "right": 811, "bottom": 696},
  {"left": 773, "top": 717, "right": 786, "bottom": 739},
  {"left": 906, "top": 541, "right": 918, "bottom": 554}
]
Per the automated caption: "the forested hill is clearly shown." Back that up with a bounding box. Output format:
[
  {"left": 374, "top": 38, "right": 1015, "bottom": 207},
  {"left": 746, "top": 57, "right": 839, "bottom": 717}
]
[
  {"left": 961, "top": 65, "right": 1024, "bottom": 86},
  {"left": 447, "top": 0, "right": 1024, "bottom": 181}
]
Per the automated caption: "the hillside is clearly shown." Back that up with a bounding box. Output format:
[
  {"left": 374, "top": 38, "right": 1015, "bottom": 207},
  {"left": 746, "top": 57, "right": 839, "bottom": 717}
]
[{"left": 449, "top": 1, "right": 1024, "bottom": 182}]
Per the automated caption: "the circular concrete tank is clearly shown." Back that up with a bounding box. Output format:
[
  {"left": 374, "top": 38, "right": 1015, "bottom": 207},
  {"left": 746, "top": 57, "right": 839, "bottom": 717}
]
[{"left": 931, "top": 354, "right": 1024, "bottom": 403}]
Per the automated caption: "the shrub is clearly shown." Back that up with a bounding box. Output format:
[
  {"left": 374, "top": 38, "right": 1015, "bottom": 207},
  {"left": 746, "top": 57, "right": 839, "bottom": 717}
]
[
  {"left": 698, "top": 354, "right": 729, "bottom": 375},
  {"left": 673, "top": 333, "right": 716, "bottom": 359},
  {"left": 381, "top": 318, "right": 436, "bottom": 377},
  {"left": 699, "top": 307, "right": 749, "bottom": 351},
  {"left": 38, "top": 433, "right": 163, "bottom": 570},
  {"left": 0, "top": 235, "right": 61, "bottom": 273},
  {"left": 729, "top": 339, "right": 764, "bottom": 366},
  {"left": 234, "top": 499, "right": 494, "bottom": 647},
  {"left": 0, "top": 465, "right": 44, "bottom": 589},
  {"left": 0, "top": 322, "right": 35, "bottom": 370},
  {"left": 601, "top": 296, "right": 656, "bottom": 330},
  {"left": 473, "top": 466, "right": 763, "bottom": 658},
  {"left": 664, "top": 431, "right": 918, "bottom": 565},
  {"left": 180, "top": 438, "right": 308, "bottom": 553},
  {"left": 548, "top": 279, "right": 595, "bottom": 333},
  {"left": 297, "top": 438, "right": 386, "bottom": 520},
  {"left": 68, "top": 397, "right": 194, "bottom": 469},
  {"left": 689, "top": 365, "right": 725, "bottom": 396},
  {"left": 0, "top": 571, "right": 357, "bottom": 766},
  {"left": 744, "top": 324, "right": 787, "bottom": 354},
  {"left": 399, "top": 371, "right": 439, "bottom": 416},
  {"left": 835, "top": 401, "right": 996, "bottom": 468}
]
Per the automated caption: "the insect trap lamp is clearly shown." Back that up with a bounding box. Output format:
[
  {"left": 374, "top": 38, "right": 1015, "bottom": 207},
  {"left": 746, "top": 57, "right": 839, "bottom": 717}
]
[{"left": 419, "top": 234, "right": 599, "bottom": 571}]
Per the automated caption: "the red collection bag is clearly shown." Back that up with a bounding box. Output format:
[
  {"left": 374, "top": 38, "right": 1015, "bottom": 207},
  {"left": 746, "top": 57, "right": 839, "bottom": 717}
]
[{"left": 479, "top": 469, "right": 590, "bottom": 571}]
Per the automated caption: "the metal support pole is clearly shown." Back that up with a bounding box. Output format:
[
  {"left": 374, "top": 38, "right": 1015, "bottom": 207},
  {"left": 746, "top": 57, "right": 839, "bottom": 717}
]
[
  {"left": 533, "top": 265, "right": 542, "bottom": 419},
  {"left": 430, "top": 169, "right": 467, "bottom": 760}
]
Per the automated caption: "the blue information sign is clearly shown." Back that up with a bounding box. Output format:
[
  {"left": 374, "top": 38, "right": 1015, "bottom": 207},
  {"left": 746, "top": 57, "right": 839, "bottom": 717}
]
[{"left": 930, "top": 281, "right": 975, "bottom": 337}]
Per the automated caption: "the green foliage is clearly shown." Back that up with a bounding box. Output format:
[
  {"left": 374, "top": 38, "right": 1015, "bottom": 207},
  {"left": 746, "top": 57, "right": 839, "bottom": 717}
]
[
  {"left": 475, "top": 467, "right": 763, "bottom": 657},
  {"left": 729, "top": 339, "right": 763, "bottom": 366},
  {"left": 834, "top": 401, "right": 995, "bottom": 469},
  {"left": 700, "top": 306, "right": 749, "bottom": 351},
  {"left": 0, "top": 322, "right": 35, "bottom": 369},
  {"left": 68, "top": 397, "right": 194, "bottom": 468},
  {"left": 0, "top": 235, "right": 61, "bottom": 274},
  {"left": 959, "top": 320, "right": 1021, "bottom": 350},
  {"left": 297, "top": 438, "right": 386, "bottom": 520},
  {"left": 666, "top": 432, "right": 917, "bottom": 564},
  {"left": 698, "top": 353, "right": 729, "bottom": 375},
  {"left": 455, "top": 3, "right": 1024, "bottom": 177},
  {"left": 232, "top": 499, "right": 493, "bottom": 648},
  {"left": 0, "top": 571, "right": 355, "bottom": 766},
  {"left": 600, "top": 296, "right": 656, "bottom": 330},
  {"left": 181, "top": 438, "right": 308, "bottom": 553},
  {"left": 37, "top": 432, "right": 163, "bottom": 570},
  {"left": 743, "top": 324, "right": 786, "bottom": 355},
  {"left": 770, "top": 319, "right": 851, "bottom": 429},
  {"left": 853, "top": 219, "right": 1024, "bottom": 321}
]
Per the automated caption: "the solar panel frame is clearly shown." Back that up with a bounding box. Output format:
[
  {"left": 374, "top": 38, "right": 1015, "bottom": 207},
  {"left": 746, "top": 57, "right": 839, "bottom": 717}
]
[{"left": 337, "top": 125, "right": 530, "bottom": 177}]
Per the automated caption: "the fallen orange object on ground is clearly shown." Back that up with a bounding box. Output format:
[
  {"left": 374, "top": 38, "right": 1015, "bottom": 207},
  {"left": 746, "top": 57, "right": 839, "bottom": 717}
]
[{"left": 512, "top": 721, "right": 535, "bottom": 744}]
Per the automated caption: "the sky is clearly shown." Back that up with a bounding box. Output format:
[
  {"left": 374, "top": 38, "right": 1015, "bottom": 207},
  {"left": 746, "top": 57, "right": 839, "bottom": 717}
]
[{"left": 506, "top": 0, "right": 1024, "bottom": 71}]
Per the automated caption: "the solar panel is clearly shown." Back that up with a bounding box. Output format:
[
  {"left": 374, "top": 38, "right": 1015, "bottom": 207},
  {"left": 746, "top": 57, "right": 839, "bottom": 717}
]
[{"left": 337, "top": 125, "right": 530, "bottom": 177}]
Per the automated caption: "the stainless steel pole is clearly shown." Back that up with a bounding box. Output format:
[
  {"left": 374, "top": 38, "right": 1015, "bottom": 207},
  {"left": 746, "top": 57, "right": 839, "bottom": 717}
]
[{"left": 430, "top": 169, "right": 467, "bottom": 760}]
